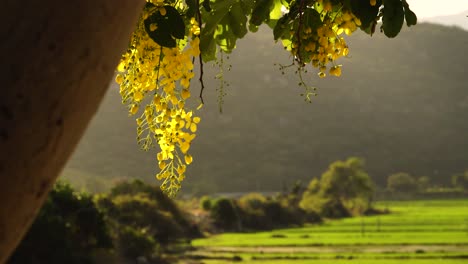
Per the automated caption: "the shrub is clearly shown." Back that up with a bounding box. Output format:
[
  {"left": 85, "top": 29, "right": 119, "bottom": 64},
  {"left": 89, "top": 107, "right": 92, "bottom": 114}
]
[
  {"left": 387, "top": 172, "right": 418, "bottom": 193},
  {"left": 118, "top": 226, "right": 157, "bottom": 259},
  {"left": 210, "top": 198, "right": 240, "bottom": 231},
  {"left": 9, "top": 181, "right": 112, "bottom": 264},
  {"left": 452, "top": 171, "right": 468, "bottom": 190},
  {"left": 319, "top": 199, "right": 351, "bottom": 219},
  {"left": 200, "top": 196, "right": 212, "bottom": 211}
]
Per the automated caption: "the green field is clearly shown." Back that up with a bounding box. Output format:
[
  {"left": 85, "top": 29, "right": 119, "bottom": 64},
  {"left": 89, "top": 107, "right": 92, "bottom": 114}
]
[{"left": 181, "top": 199, "right": 468, "bottom": 263}]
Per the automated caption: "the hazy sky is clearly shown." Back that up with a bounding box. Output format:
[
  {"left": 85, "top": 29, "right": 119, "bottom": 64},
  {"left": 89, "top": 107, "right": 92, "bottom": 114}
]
[{"left": 407, "top": 0, "right": 468, "bottom": 18}]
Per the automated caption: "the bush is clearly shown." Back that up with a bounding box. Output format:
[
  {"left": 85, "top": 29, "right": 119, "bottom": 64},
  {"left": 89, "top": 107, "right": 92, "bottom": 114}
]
[
  {"left": 387, "top": 172, "right": 418, "bottom": 193},
  {"left": 234, "top": 193, "right": 319, "bottom": 231},
  {"left": 9, "top": 181, "right": 112, "bottom": 264},
  {"left": 238, "top": 193, "right": 267, "bottom": 210},
  {"left": 118, "top": 226, "right": 157, "bottom": 259},
  {"left": 200, "top": 195, "right": 212, "bottom": 211},
  {"left": 97, "top": 179, "right": 201, "bottom": 255},
  {"left": 452, "top": 171, "right": 468, "bottom": 190},
  {"left": 319, "top": 199, "right": 351, "bottom": 219},
  {"left": 210, "top": 198, "right": 240, "bottom": 231}
]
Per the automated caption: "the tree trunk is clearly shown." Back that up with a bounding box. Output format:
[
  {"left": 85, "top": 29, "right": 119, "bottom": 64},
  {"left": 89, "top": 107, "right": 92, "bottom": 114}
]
[{"left": 0, "top": 0, "right": 144, "bottom": 262}]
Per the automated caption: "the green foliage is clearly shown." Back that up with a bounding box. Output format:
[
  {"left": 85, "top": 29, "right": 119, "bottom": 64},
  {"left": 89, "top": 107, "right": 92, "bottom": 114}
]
[
  {"left": 117, "top": 226, "right": 157, "bottom": 259},
  {"left": 9, "top": 181, "right": 112, "bottom": 264},
  {"left": 200, "top": 0, "right": 250, "bottom": 61},
  {"left": 452, "top": 170, "right": 468, "bottom": 190},
  {"left": 350, "top": 0, "right": 382, "bottom": 30},
  {"left": 197, "top": 0, "right": 416, "bottom": 62},
  {"left": 144, "top": 4, "right": 185, "bottom": 47},
  {"left": 200, "top": 195, "right": 213, "bottom": 210},
  {"left": 403, "top": 0, "right": 417, "bottom": 27},
  {"left": 96, "top": 179, "right": 200, "bottom": 258},
  {"left": 301, "top": 157, "right": 374, "bottom": 216},
  {"left": 209, "top": 193, "right": 320, "bottom": 232},
  {"left": 382, "top": 0, "right": 405, "bottom": 38},
  {"left": 210, "top": 198, "right": 240, "bottom": 230},
  {"left": 387, "top": 172, "right": 418, "bottom": 193}
]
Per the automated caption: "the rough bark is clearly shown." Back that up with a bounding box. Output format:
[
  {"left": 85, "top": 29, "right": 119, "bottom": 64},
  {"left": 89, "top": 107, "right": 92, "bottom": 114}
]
[{"left": 0, "top": 0, "right": 144, "bottom": 262}]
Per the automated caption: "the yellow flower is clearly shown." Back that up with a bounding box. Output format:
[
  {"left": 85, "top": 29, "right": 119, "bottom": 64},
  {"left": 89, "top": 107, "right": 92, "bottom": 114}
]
[
  {"left": 134, "top": 91, "right": 143, "bottom": 101},
  {"left": 149, "top": 23, "right": 158, "bottom": 32},
  {"left": 190, "top": 123, "right": 197, "bottom": 132},
  {"left": 180, "top": 141, "right": 190, "bottom": 153},
  {"left": 159, "top": 7, "right": 166, "bottom": 16},
  {"left": 130, "top": 104, "right": 139, "bottom": 115},
  {"left": 185, "top": 154, "right": 193, "bottom": 165},
  {"left": 115, "top": 74, "right": 124, "bottom": 84},
  {"left": 181, "top": 89, "right": 190, "bottom": 99}
]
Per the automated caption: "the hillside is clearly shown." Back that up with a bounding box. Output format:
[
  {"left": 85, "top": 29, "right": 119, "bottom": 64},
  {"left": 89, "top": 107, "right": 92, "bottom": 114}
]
[
  {"left": 62, "top": 23, "right": 468, "bottom": 194},
  {"left": 422, "top": 10, "right": 468, "bottom": 31}
]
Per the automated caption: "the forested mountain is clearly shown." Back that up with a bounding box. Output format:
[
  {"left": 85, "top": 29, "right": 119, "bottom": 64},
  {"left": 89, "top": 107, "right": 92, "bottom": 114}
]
[{"left": 63, "top": 23, "right": 468, "bottom": 194}]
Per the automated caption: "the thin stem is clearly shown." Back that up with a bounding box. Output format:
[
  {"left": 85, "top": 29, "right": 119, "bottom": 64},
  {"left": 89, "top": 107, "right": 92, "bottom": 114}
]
[{"left": 196, "top": 0, "right": 206, "bottom": 104}]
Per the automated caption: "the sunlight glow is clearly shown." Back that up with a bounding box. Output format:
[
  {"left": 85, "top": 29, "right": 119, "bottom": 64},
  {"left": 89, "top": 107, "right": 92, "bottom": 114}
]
[{"left": 407, "top": 0, "right": 468, "bottom": 18}]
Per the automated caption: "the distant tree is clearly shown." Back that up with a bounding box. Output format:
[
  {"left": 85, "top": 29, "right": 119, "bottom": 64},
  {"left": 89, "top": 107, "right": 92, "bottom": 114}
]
[
  {"left": 301, "top": 157, "right": 374, "bottom": 216},
  {"left": 417, "top": 176, "right": 431, "bottom": 191},
  {"left": 387, "top": 172, "right": 418, "bottom": 193},
  {"left": 452, "top": 171, "right": 468, "bottom": 190},
  {"left": 320, "top": 157, "right": 374, "bottom": 202}
]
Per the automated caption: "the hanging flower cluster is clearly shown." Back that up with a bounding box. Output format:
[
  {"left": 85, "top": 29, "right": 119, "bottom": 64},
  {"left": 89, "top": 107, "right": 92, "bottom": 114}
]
[{"left": 115, "top": 1, "right": 201, "bottom": 196}]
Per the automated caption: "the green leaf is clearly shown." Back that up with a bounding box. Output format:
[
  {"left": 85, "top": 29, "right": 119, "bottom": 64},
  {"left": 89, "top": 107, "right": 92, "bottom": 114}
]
[
  {"left": 403, "top": 1, "right": 417, "bottom": 27},
  {"left": 249, "top": 23, "right": 259, "bottom": 32},
  {"left": 216, "top": 16, "right": 238, "bottom": 52},
  {"left": 202, "top": 0, "right": 212, "bottom": 12},
  {"left": 273, "top": 15, "right": 291, "bottom": 40},
  {"left": 382, "top": 0, "right": 405, "bottom": 38},
  {"left": 200, "top": 32, "right": 217, "bottom": 61},
  {"left": 185, "top": 0, "right": 197, "bottom": 17},
  {"left": 250, "top": 0, "right": 274, "bottom": 26},
  {"left": 229, "top": 2, "right": 248, "bottom": 38},
  {"left": 303, "top": 8, "right": 322, "bottom": 30},
  {"left": 350, "top": 0, "right": 382, "bottom": 30},
  {"left": 240, "top": 0, "right": 256, "bottom": 16},
  {"left": 269, "top": 0, "right": 283, "bottom": 20},
  {"left": 144, "top": 6, "right": 185, "bottom": 47},
  {"left": 201, "top": 0, "right": 236, "bottom": 35},
  {"left": 200, "top": 0, "right": 250, "bottom": 60}
]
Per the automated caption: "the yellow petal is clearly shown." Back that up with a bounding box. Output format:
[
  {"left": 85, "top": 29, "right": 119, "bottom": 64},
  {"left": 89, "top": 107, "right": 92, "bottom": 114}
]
[
  {"left": 134, "top": 91, "right": 143, "bottom": 101},
  {"left": 115, "top": 74, "right": 124, "bottom": 84},
  {"left": 181, "top": 89, "right": 190, "bottom": 99},
  {"left": 190, "top": 123, "right": 197, "bottom": 132},
  {"left": 185, "top": 154, "right": 193, "bottom": 165},
  {"left": 180, "top": 142, "right": 190, "bottom": 153},
  {"left": 130, "top": 105, "right": 139, "bottom": 115},
  {"left": 159, "top": 7, "right": 166, "bottom": 16},
  {"left": 159, "top": 161, "right": 167, "bottom": 170}
]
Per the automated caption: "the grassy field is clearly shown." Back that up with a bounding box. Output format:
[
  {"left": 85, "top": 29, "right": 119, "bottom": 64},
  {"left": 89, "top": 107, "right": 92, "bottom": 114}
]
[{"left": 182, "top": 199, "right": 468, "bottom": 263}]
